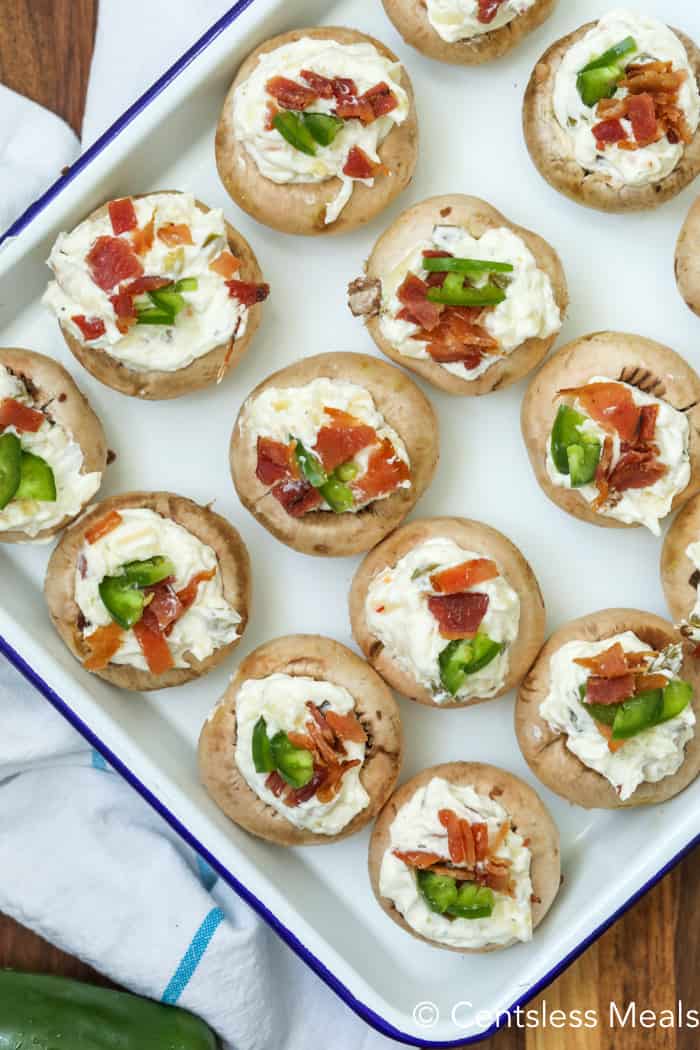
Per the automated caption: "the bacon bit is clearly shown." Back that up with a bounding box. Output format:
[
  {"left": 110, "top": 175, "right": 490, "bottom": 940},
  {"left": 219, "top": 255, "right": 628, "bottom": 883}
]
[
  {"left": 489, "top": 821, "right": 510, "bottom": 856},
  {"left": 635, "top": 673, "right": 669, "bottom": 693},
  {"left": 288, "top": 768, "right": 328, "bottom": 806},
  {"left": 123, "top": 275, "right": 170, "bottom": 296},
  {"left": 226, "top": 279, "right": 270, "bottom": 307},
  {"left": 592, "top": 434, "right": 614, "bottom": 510},
  {"left": 174, "top": 568, "right": 216, "bottom": 615},
  {"left": 209, "top": 251, "right": 240, "bottom": 279},
  {"left": 87, "top": 236, "right": 143, "bottom": 291},
  {"left": 271, "top": 479, "right": 322, "bottom": 517},
  {"left": 316, "top": 759, "right": 361, "bottom": 803},
  {"left": 484, "top": 862, "right": 512, "bottom": 894},
  {"left": 596, "top": 721, "right": 626, "bottom": 753},
  {"left": 638, "top": 403, "right": 659, "bottom": 443},
  {"left": 299, "top": 69, "right": 335, "bottom": 99},
  {"left": 586, "top": 673, "right": 636, "bottom": 705},
  {"left": 324, "top": 709, "right": 367, "bottom": 743},
  {"left": 472, "top": 822, "right": 489, "bottom": 863},
  {"left": 439, "top": 809, "right": 466, "bottom": 865},
  {"left": 396, "top": 273, "right": 443, "bottom": 332},
  {"left": 306, "top": 701, "right": 336, "bottom": 742},
  {"left": 597, "top": 97, "right": 628, "bottom": 120},
  {"left": 110, "top": 291, "right": 136, "bottom": 322},
  {"left": 256, "top": 436, "right": 298, "bottom": 485},
  {"left": 621, "top": 65, "right": 686, "bottom": 96},
  {"left": 141, "top": 582, "right": 182, "bottom": 633},
  {"left": 351, "top": 437, "right": 410, "bottom": 502},
  {"left": 133, "top": 619, "right": 174, "bottom": 675},
  {"left": 574, "top": 642, "right": 629, "bottom": 678},
  {"left": 427, "top": 592, "right": 489, "bottom": 640},
  {"left": 85, "top": 510, "right": 123, "bottom": 545},
  {"left": 72, "top": 315, "right": 107, "bottom": 341},
  {"left": 286, "top": 731, "right": 316, "bottom": 751},
  {"left": 477, "top": 0, "right": 506, "bottom": 23},
  {"left": 626, "top": 93, "right": 659, "bottom": 146},
  {"left": 593, "top": 118, "right": 627, "bottom": 146},
  {"left": 131, "top": 215, "right": 155, "bottom": 256},
  {"left": 460, "top": 818, "right": 476, "bottom": 867},
  {"left": 625, "top": 650, "right": 658, "bottom": 668},
  {"left": 335, "top": 97, "right": 375, "bottom": 124},
  {"left": 419, "top": 306, "right": 499, "bottom": 365},
  {"left": 313, "top": 410, "right": 376, "bottom": 472},
  {"left": 83, "top": 622, "right": 124, "bottom": 671},
  {"left": 343, "top": 145, "right": 386, "bottom": 180},
  {"left": 264, "top": 101, "right": 278, "bottom": 131},
  {"left": 360, "top": 81, "right": 398, "bottom": 120},
  {"left": 393, "top": 850, "right": 444, "bottom": 869},
  {"left": 0, "top": 398, "right": 44, "bottom": 433},
  {"left": 266, "top": 770, "right": 287, "bottom": 797},
  {"left": 266, "top": 75, "right": 317, "bottom": 110},
  {"left": 608, "top": 448, "right": 667, "bottom": 492},
  {"left": 430, "top": 558, "right": 498, "bottom": 595},
  {"left": 108, "top": 197, "right": 138, "bottom": 235},
  {"left": 306, "top": 721, "right": 340, "bottom": 769},
  {"left": 426, "top": 864, "right": 477, "bottom": 882},
  {"left": 560, "top": 381, "right": 640, "bottom": 442},
  {"left": 157, "top": 223, "right": 193, "bottom": 247}
]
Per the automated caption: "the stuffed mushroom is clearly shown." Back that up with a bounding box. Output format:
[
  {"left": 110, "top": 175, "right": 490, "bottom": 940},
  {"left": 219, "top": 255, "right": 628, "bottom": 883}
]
[
  {"left": 521, "top": 332, "right": 700, "bottom": 535},
  {"left": 0, "top": 348, "right": 106, "bottom": 543},
  {"left": 348, "top": 194, "right": 566, "bottom": 395},
  {"left": 675, "top": 194, "right": 700, "bottom": 317},
  {"left": 215, "top": 27, "right": 418, "bottom": 236},
  {"left": 45, "top": 492, "right": 250, "bottom": 690},
  {"left": 230, "top": 352, "right": 439, "bottom": 556},
  {"left": 380, "top": 0, "right": 557, "bottom": 66},
  {"left": 350, "top": 517, "right": 545, "bottom": 707},
  {"left": 368, "top": 762, "right": 560, "bottom": 952},
  {"left": 516, "top": 609, "right": 700, "bottom": 808},
  {"left": 523, "top": 10, "right": 700, "bottom": 211},
  {"left": 198, "top": 635, "right": 403, "bottom": 845},
  {"left": 661, "top": 494, "right": 700, "bottom": 652},
  {"left": 43, "top": 191, "right": 269, "bottom": 399}
]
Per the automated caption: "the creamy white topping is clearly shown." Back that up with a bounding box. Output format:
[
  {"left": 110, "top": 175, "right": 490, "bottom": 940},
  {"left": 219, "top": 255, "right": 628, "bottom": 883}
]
[
  {"left": 231, "top": 37, "right": 409, "bottom": 225},
  {"left": 539, "top": 632, "right": 695, "bottom": 801},
  {"left": 43, "top": 192, "right": 248, "bottom": 373},
  {"left": 234, "top": 672, "right": 369, "bottom": 834},
  {"left": 379, "top": 777, "right": 533, "bottom": 948},
  {"left": 379, "top": 224, "right": 561, "bottom": 381},
  {"left": 365, "top": 537, "right": 520, "bottom": 703},
  {"left": 240, "top": 377, "right": 410, "bottom": 513},
  {"left": 75, "top": 508, "right": 240, "bottom": 670},
  {"left": 546, "top": 376, "right": 689, "bottom": 535},
  {"left": 427, "top": 0, "right": 536, "bottom": 43},
  {"left": 0, "top": 364, "right": 101, "bottom": 540},
  {"left": 553, "top": 10, "right": 700, "bottom": 188}
]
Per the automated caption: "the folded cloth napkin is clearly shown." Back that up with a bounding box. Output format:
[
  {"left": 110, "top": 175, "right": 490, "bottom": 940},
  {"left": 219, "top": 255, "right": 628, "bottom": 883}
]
[{"left": 0, "top": 3, "right": 400, "bottom": 1047}]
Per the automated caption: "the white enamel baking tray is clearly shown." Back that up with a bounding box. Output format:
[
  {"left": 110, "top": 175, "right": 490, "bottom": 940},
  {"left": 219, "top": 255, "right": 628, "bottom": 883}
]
[{"left": 1, "top": 0, "right": 699, "bottom": 1043}]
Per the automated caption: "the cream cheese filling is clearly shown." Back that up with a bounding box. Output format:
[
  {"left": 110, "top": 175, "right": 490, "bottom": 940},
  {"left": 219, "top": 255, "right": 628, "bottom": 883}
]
[{"left": 426, "top": 0, "right": 536, "bottom": 43}]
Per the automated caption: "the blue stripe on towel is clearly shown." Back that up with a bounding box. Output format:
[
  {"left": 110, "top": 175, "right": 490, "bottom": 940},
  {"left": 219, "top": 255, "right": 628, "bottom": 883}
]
[
  {"left": 91, "top": 749, "right": 109, "bottom": 771},
  {"left": 162, "top": 907, "right": 225, "bottom": 1004},
  {"left": 195, "top": 853, "right": 218, "bottom": 890}
]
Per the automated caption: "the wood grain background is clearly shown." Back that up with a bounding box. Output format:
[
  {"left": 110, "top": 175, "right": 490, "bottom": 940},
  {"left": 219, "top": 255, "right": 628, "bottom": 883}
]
[{"left": 0, "top": 3, "right": 697, "bottom": 1048}]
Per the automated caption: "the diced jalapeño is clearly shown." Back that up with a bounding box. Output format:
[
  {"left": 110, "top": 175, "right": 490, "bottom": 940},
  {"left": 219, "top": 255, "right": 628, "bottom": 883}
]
[
  {"left": 439, "top": 634, "right": 503, "bottom": 696},
  {"left": 270, "top": 731, "right": 314, "bottom": 788},
  {"left": 294, "top": 438, "right": 327, "bottom": 488},
  {"left": 416, "top": 870, "right": 458, "bottom": 915},
  {"left": 320, "top": 477, "right": 355, "bottom": 513},
  {"left": 252, "top": 716, "right": 275, "bottom": 774},
  {"left": 658, "top": 679, "right": 692, "bottom": 723},
  {"left": 14, "top": 452, "right": 56, "bottom": 502},
  {"left": 0, "top": 433, "right": 21, "bottom": 509},
  {"left": 611, "top": 689, "right": 663, "bottom": 740},
  {"left": 446, "top": 882, "right": 495, "bottom": 919},
  {"left": 98, "top": 575, "right": 146, "bottom": 630},
  {"left": 123, "top": 556, "right": 175, "bottom": 587},
  {"left": 272, "top": 111, "right": 317, "bottom": 156},
  {"left": 302, "top": 112, "right": 343, "bottom": 147}
]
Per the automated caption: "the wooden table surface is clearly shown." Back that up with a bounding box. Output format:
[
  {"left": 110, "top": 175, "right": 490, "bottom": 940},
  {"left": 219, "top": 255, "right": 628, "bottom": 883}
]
[{"left": 0, "top": 3, "right": 697, "bottom": 1048}]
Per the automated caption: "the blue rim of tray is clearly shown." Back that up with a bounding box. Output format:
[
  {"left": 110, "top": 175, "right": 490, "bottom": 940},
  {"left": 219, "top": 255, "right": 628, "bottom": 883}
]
[{"left": 0, "top": 2, "right": 698, "bottom": 1044}]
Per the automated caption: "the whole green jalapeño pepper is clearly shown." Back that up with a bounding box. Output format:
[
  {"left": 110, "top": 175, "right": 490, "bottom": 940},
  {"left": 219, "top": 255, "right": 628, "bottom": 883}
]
[
  {"left": 0, "top": 433, "right": 22, "bottom": 509},
  {"left": 439, "top": 634, "right": 503, "bottom": 696},
  {"left": 0, "top": 969, "right": 217, "bottom": 1050}
]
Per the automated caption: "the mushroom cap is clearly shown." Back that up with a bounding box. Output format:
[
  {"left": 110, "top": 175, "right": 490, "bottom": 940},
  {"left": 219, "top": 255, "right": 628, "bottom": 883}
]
[{"left": 675, "top": 194, "right": 700, "bottom": 317}]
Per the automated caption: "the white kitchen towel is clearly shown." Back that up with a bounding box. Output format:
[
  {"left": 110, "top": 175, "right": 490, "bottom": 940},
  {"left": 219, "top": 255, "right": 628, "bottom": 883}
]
[{"left": 0, "top": 3, "right": 400, "bottom": 1048}]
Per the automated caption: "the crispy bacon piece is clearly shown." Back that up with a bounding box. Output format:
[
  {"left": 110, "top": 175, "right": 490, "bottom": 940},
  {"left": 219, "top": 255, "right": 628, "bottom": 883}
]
[
  {"left": 133, "top": 619, "right": 174, "bottom": 675},
  {"left": 343, "top": 145, "right": 378, "bottom": 180},
  {"left": 109, "top": 291, "right": 137, "bottom": 332},
  {"left": 85, "top": 510, "right": 122, "bottom": 545},
  {"left": 287, "top": 769, "right": 328, "bottom": 806},
  {"left": 306, "top": 721, "right": 340, "bottom": 769},
  {"left": 332, "top": 77, "right": 357, "bottom": 100},
  {"left": 596, "top": 722, "right": 627, "bottom": 753},
  {"left": 459, "top": 818, "right": 476, "bottom": 867},
  {"left": 477, "top": 0, "right": 506, "bottom": 23},
  {"left": 621, "top": 66, "right": 686, "bottom": 95},
  {"left": 638, "top": 403, "right": 659, "bottom": 443},
  {"left": 585, "top": 673, "right": 636, "bottom": 705},
  {"left": 396, "top": 273, "right": 443, "bottom": 332},
  {"left": 271, "top": 479, "right": 322, "bottom": 517},
  {"left": 592, "top": 434, "right": 614, "bottom": 510},
  {"left": 596, "top": 97, "right": 628, "bottom": 120},
  {"left": 607, "top": 448, "right": 667, "bottom": 492},
  {"left": 360, "top": 81, "right": 398, "bottom": 119},
  {"left": 0, "top": 398, "right": 44, "bottom": 433},
  {"left": 83, "top": 623, "right": 124, "bottom": 671},
  {"left": 472, "top": 822, "right": 489, "bottom": 863},
  {"left": 484, "top": 861, "right": 512, "bottom": 894},
  {"left": 131, "top": 215, "right": 155, "bottom": 256},
  {"left": 87, "top": 236, "right": 143, "bottom": 291},
  {"left": 72, "top": 315, "right": 107, "bottom": 341},
  {"left": 256, "top": 436, "right": 298, "bottom": 485},
  {"left": 299, "top": 69, "right": 335, "bottom": 99},
  {"left": 335, "top": 97, "right": 375, "bottom": 124},
  {"left": 393, "top": 850, "right": 444, "bottom": 870},
  {"left": 427, "top": 592, "right": 489, "bottom": 640},
  {"left": 108, "top": 197, "right": 138, "bottom": 235},
  {"left": 430, "top": 558, "right": 498, "bottom": 595},
  {"left": 266, "top": 75, "right": 317, "bottom": 110},
  {"left": 286, "top": 731, "right": 316, "bottom": 751},
  {"left": 635, "top": 673, "right": 670, "bottom": 693},
  {"left": 574, "top": 642, "right": 629, "bottom": 678},
  {"left": 324, "top": 709, "right": 367, "bottom": 743},
  {"left": 426, "top": 864, "right": 476, "bottom": 882},
  {"left": 352, "top": 438, "right": 410, "bottom": 501},
  {"left": 266, "top": 771, "right": 287, "bottom": 797},
  {"left": 626, "top": 93, "right": 659, "bottom": 146},
  {"left": 264, "top": 101, "right": 278, "bottom": 131},
  {"left": 142, "top": 582, "right": 182, "bottom": 633},
  {"left": 316, "top": 759, "right": 361, "bottom": 803},
  {"left": 123, "top": 275, "right": 171, "bottom": 296},
  {"left": 592, "top": 118, "right": 627, "bottom": 146},
  {"left": 226, "top": 279, "right": 270, "bottom": 306},
  {"left": 488, "top": 821, "right": 510, "bottom": 857},
  {"left": 157, "top": 223, "right": 193, "bottom": 247},
  {"left": 419, "top": 306, "right": 498, "bottom": 365},
  {"left": 313, "top": 408, "right": 376, "bottom": 472},
  {"left": 560, "top": 382, "right": 640, "bottom": 442},
  {"left": 439, "top": 809, "right": 466, "bottom": 865},
  {"left": 209, "top": 251, "right": 240, "bottom": 279},
  {"left": 173, "top": 568, "right": 217, "bottom": 619}
]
